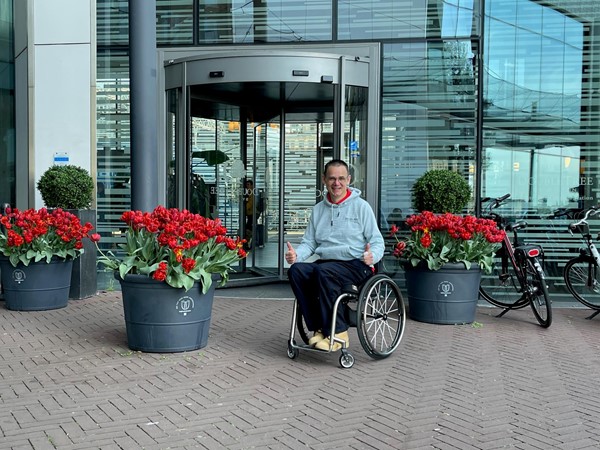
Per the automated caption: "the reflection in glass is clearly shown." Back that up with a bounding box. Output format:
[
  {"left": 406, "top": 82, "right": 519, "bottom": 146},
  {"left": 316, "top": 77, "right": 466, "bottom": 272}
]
[
  {"left": 343, "top": 86, "right": 368, "bottom": 197},
  {"left": 96, "top": 49, "right": 132, "bottom": 288},
  {"left": 380, "top": 40, "right": 478, "bottom": 231},
  {"left": 97, "top": 0, "right": 128, "bottom": 46},
  {"left": 98, "top": 0, "right": 193, "bottom": 46},
  {"left": 252, "top": 122, "right": 281, "bottom": 275},
  {"left": 198, "top": 0, "right": 331, "bottom": 44},
  {"left": 482, "top": 0, "right": 594, "bottom": 302},
  {"left": 166, "top": 89, "right": 178, "bottom": 209},
  {"left": 338, "top": 0, "right": 477, "bottom": 40},
  {"left": 157, "top": 0, "right": 193, "bottom": 45}
]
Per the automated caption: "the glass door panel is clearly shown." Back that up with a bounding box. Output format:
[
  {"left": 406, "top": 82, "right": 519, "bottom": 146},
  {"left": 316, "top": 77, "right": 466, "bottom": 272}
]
[
  {"left": 189, "top": 117, "right": 245, "bottom": 273},
  {"left": 166, "top": 88, "right": 178, "bottom": 209},
  {"left": 283, "top": 122, "right": 323, "bottom": 269},
  {"left": 248, "top": 121, "right": 280, "bottom": 276},
  {"left": 342, "top": 85, "right": 368, "bottom": 196}
]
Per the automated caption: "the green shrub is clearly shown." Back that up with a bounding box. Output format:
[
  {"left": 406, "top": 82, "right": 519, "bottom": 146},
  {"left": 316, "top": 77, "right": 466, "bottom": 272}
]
[
  {"left": 37, "top": 165, "right": 94, "bottom": 209},
  {"left": 411, "top": 169, "right": 471, "bottom": 214}
]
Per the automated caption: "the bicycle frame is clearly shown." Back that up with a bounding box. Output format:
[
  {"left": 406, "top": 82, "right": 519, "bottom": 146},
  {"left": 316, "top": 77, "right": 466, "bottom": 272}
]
[
  {"left": 565, "top": 207, "right": 600, "bottom": 319},
  {"left": 496, "top": 229, "right": 523, "bottom": 286},
  {"left": 495, "top": 223, "right": 545, "bottom": 314},
  {"left": 481, "top": 194, "right": 550, "bottom": 327},
  {"left": 571, "top": 209, "right": 600, "bottom": 267}
]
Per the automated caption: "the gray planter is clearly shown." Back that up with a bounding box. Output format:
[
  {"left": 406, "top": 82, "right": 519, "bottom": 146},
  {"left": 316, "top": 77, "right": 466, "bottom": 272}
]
[
  {"left": 68, "top": 209, "right": 98, "bottom": 299},
  {"left": 404, "top": 262, "right": 481, "bottom": 324},
  {"left": 0, "top": 257, "right": 73, "bottom": 311},
  {"left": 118, "top": 274, "right": 217, "bottom": 352}
]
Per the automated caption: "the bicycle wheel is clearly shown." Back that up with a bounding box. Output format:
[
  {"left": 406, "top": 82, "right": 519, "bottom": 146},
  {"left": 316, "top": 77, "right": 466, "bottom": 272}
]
[
  {"left": 479, "top": 260, "right": 529, "bottom": 310},
  {"left": 564, "top": 256, "right": 600, "bottom": 310},
  {"left": 356, "top": 275, "right": 406, "bottom": 359},
  {"left": 526, "top": 258, "right": 552, "bottom": 328}
]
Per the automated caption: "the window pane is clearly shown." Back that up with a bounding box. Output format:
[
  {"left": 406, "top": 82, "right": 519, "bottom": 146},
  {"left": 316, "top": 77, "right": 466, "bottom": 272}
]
[
  {"left": 96, "top": 50, "right": 131, "bottom": 287},
  {"left": 338, "top": 0, "right": 477, "bottom": 40},
  {"left": 97, "top": 0, "right": 129, "bottom": 46},
  {"left": 157, "top": 0, "right": 193, "bottom": 45},
  {"left": 380, "top": 41, "right": 478, "bottom": 231},
  {"left": 482, "top": 0, "right": 594, "bottom": 304},
  {"left": 98, "top": 0, "right": 193, "bottom": 46},
  {"left": 198, "top": 0, "right": 332, "bottom": 44}
]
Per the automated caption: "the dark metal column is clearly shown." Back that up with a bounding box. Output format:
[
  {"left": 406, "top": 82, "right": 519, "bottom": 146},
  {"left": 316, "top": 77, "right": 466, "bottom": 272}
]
[{"left": 129, "top": 0, "right": 158, "bottom": 211}]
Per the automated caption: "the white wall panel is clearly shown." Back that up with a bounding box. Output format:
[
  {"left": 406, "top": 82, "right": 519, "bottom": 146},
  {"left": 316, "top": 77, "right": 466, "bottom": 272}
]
[
  {"left": 34, "top": 0, "right": 91, "bottom": 45},
  {"left": 33, "top": 43, "right": 91, "bottom": 207}
]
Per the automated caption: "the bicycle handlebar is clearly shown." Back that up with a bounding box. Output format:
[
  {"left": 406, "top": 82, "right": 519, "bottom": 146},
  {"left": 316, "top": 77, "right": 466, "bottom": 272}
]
[
  {"left": 568, "top": 206, "right": 600, "bottom": 231},
  {"left": 482, "top": 193, "right": 511, "bottom": 215},
  {"left": 549, "top": 207, "right": 582, "bottom": 219}
]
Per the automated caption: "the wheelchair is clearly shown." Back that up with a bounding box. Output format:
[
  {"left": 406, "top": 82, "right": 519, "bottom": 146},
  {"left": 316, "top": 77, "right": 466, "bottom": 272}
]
[{"left": 287, "top": 273, "right": 407, "bottom": 368}]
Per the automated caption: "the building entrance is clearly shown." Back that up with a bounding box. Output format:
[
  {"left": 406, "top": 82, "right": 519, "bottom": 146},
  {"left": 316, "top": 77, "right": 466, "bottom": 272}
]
[{"left": 164, "top": 49, "right": 380, "bottom": 285}]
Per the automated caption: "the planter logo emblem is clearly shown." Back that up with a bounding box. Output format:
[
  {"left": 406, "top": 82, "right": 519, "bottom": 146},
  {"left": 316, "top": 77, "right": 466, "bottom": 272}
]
[
  {"left": 176, "top": 296, "right": 194, "bottom": 316},
  {"left": 11, "top": 269, "right": 26, "bottom": 284},
  {"left": 438, "top": 280, "right": 454, "bottom": 297}
]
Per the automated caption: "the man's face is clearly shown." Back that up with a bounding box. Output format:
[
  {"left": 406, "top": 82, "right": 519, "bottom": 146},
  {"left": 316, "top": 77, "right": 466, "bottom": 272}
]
[{"left": 323, "top": 165, "right": 351, "bottom": 203}]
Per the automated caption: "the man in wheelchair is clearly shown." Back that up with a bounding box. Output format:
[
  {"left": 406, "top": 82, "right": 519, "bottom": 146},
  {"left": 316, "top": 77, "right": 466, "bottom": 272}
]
[{"left": 285, "top": 159, "right": 385, "bottom": 351}]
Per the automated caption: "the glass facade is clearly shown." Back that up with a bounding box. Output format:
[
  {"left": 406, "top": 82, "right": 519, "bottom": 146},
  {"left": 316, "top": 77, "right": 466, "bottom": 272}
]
[
  {"left": 94, "top": 0, "right": 600, "bottom": 300},
  {"left": 0, "top": 0, "right": 14, "bottom": 208},
  {"left": 480, "top": 0, "right": 599, "bottom": 302}
]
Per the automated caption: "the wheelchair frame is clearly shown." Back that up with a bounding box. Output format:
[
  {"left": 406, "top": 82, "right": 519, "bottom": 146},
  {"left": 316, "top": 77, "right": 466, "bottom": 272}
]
[{"left": 287, "top": 273, "right": 407, "bottom": 368}]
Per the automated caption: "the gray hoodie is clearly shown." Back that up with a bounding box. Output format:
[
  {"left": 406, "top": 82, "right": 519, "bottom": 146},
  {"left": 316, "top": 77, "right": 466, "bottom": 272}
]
[{"left": 294, "top": 187, "right": 385, "bottom": 263}]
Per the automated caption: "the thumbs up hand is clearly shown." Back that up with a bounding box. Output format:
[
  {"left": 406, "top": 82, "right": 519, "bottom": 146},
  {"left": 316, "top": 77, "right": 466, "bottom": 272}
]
[
  {"left": 285, "top": 241, "right": 297, "bottom": 264},
  {"left": 363, "top": 243, "right": 374, "bottom": 266}
]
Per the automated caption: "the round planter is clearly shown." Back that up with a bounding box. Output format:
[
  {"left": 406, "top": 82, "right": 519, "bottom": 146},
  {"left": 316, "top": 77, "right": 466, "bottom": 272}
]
[
  {"left": 118, "top": 274, "right": 218, "bottom": 353},
  {"left": 404, "top": 262, "right": 481, "bottom": 324},
  {"left": 0, "top": 257, "right": 73, "bottom": 311}
]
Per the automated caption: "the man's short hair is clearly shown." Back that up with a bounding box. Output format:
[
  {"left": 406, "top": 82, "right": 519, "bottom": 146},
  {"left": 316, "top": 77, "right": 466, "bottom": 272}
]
[{"left": 324, "top": 159, "right": 349, "bottom": 175}]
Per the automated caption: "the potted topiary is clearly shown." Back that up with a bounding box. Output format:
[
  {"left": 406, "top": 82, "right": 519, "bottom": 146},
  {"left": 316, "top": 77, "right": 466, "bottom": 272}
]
[
  {"left": 411, "top": 168, "right": 471, "bottom": 214},
  {"left": 37, "top": 165, "right": 97, "bottom": 299},
  {"left": 393, "top": 169, "right": 504, "bottom": 324}
]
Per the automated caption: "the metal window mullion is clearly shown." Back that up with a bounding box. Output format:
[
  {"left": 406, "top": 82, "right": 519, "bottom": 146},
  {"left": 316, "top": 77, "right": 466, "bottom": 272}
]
[{"left": 178, "top": 67, "right": 188, "bottom": 210}]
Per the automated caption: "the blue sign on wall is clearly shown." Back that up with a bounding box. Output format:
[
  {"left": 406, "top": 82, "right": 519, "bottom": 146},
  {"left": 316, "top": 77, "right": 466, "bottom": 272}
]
[{"left": 53, "top": 152, "right": 69, "bottom": 165}]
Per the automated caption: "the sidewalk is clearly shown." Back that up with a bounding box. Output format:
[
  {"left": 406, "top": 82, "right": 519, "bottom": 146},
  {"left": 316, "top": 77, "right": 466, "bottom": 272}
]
[{"left": 1, "top": 285, "right": 600, "bottom": 449}]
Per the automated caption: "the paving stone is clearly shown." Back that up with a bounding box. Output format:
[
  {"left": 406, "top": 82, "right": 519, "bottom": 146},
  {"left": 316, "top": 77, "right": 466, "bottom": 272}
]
[{"left": 2, "top": 290, "right": 600, "bottom": 449}]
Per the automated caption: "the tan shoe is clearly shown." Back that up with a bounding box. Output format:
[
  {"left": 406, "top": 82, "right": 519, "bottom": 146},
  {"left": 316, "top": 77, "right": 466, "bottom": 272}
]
[
  {"left": 308, "top": 330, "right": 325, "bottom": 346},
  {"left": 314, "top": 331, "right": 349, "bottom": 351}
]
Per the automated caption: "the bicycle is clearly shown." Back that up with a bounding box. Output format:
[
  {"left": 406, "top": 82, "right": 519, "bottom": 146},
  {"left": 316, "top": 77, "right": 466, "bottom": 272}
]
[
  {"left": 478, "top": 194, "right": 552, "bottom": 327},
  {"left": 562, "top": 205, "right": 600, "bottom": 319}
]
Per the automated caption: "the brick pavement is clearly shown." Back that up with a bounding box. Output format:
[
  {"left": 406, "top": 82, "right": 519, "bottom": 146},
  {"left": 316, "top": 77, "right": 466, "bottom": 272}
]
[{"left": 1, "top": 286, "right": 600, "bottom": 449}]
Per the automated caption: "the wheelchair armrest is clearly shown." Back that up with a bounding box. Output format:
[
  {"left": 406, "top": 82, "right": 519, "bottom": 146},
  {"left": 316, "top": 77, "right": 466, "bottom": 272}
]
[{"left": 342, "top": 283, "right": 360, "bottom": 295}]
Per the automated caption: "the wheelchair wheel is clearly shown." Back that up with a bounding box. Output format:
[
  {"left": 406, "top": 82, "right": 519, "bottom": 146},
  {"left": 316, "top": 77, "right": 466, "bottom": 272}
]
[
  {"left": 287, "top": 343, "right": 299, "bottom": 359},
  {"left": 339, "top": 352, "right": 355, "bottom": 369},
  {"left": 356, "top": 274, "right": 406, "bottom": 359},
  {"left": 295, "top": 305, "right": 310, "bottom": 345}
]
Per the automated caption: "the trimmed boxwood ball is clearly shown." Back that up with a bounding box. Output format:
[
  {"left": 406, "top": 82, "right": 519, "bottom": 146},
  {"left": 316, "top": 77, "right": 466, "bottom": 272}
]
[
  {"left": 411, "top": 169, "right": 471, "bottom": 214},
  {"left": 37, "top": 165, "right": 94, "bottom": 209}
]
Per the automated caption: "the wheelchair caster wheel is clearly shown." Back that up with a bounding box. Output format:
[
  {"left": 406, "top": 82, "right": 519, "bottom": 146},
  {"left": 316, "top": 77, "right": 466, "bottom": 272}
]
[
  {"left": 339, "top": 352, "right": 355, "bottom": 369},
  {"left": 287, "top": 344, "right": 299, "bottom": 359}
]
